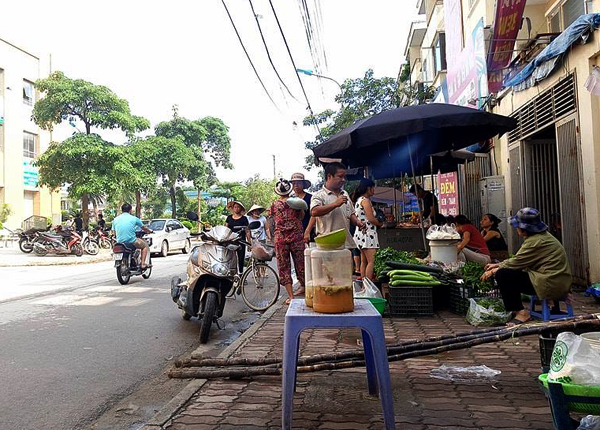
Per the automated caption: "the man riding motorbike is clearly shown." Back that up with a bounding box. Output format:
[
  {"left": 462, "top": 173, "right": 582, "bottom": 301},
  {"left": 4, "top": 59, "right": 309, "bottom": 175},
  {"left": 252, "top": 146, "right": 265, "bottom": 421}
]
[{"left": 111, "top": 203, "right": 152, "bottom": 269}]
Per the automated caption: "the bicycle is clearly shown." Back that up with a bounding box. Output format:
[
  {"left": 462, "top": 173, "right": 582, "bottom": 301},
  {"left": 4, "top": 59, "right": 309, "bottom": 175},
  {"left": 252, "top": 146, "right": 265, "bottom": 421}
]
[{"left": 227, "top": 239, "right": 280, "bottom": 311}]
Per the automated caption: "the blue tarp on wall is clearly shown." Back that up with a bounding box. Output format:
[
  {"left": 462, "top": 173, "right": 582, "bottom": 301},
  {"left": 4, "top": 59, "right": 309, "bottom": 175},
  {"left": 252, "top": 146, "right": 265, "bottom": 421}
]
[{"left": 504, "top": 14, "right": 600, "bottom": 91}]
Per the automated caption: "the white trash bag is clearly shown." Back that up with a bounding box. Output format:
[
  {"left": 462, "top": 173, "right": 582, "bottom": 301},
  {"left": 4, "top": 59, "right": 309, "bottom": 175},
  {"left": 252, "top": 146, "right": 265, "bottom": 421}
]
[
  {"left": 466, "top": 298, "right": 512, "bottom": 327},
  {"left": 426, "top": 224, "right": 461, "bottom": 240},
  {"left": 548, "top": 332, "right": 600, "bottom": 385},
  {"left": 577, "top": 416, "right": 600, "bottom": 430},
  {"left": 354, "top": 277, "right": 383, "bottom": 299}
]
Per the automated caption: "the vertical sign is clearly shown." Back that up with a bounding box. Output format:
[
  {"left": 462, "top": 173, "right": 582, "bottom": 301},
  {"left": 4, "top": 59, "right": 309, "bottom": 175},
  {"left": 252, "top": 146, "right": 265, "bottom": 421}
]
[
  {"left": 23, "top": 159, "right": 39, "bottom": 188},
  {"left": 444, "top": 0, "right": 488, "bottom": 107},
  {"left": 487, "top": 0, "right": 527, "bottom": 93},
  {"left": 438, "top": 172, "right": 459, "bottom": 216}
]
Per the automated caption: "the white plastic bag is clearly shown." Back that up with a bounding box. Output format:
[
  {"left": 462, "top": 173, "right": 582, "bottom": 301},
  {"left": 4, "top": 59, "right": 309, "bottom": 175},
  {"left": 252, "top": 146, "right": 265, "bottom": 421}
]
[
  {"left": 426, "top": 224, "right": 460, "bottom": 240},
  {"left": 354, "top": 277, "right": 383, "bottom": 299},
  {"left": 466, "top": 298, "right": 511, "bottom": 327},
  {"left": 577, "top": 416, "right": 600, "bottom": 430},
  {"left": 548, "top": 332, "right": 600, "bottom": 385},
  {"left": 430, "top": 365, "right": 501, "bottom": 383},
  {"left": 251, "top": 239, "right": 274, "bottom": 261}
]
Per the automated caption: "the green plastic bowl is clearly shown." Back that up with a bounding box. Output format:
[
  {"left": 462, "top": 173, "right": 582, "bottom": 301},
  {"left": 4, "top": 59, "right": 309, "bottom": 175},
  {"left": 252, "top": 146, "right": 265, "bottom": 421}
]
[
  {"left": 357, "top": 297, "right": 387, "bottom": 315},
  {"left": 539, "top": 373, "right": 600, "bottom": 413},
  {"left": 314, "top": 229, "right": 346, "bottom": 249}
]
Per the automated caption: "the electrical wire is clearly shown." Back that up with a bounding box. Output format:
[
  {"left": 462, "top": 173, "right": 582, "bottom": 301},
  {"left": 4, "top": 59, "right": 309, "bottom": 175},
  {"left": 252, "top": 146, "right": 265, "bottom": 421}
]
[
  {"left": 247, "top": 0, "right": 299, "bottom": 102},
  {"left": 268, "top": 0, "right": 324, "bottom": 141},
  {"left": 221, "top": 0, "right": 280, "bottom": 111}
]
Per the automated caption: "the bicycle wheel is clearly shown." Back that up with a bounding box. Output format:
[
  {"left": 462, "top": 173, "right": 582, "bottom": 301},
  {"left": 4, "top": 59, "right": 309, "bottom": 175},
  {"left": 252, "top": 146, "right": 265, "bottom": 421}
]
[{"left": 240, "top": 262, "right": 280, "bottom": 311}]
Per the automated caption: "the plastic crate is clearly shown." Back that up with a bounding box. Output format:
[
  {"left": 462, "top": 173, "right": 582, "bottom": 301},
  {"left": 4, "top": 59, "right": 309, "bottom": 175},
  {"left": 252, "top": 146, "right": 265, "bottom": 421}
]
[
  {"left": 388, "top": 285, "right": 433, "bottom": 317},
  {"left": 448, "top": 283, "right": 500, "bottom": 316}
]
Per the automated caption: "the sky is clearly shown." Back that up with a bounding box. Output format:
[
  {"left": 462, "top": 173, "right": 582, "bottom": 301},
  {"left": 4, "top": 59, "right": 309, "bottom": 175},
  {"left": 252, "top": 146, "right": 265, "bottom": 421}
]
[{"left": 2, "top": 0, "right": 415, "bottom": 185}]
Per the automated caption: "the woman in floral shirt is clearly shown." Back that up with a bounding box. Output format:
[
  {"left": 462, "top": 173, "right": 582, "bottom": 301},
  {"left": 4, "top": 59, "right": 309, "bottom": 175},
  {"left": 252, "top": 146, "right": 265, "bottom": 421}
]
[{"left": 271, "top": 179, "right": 305, "bottom": 304}]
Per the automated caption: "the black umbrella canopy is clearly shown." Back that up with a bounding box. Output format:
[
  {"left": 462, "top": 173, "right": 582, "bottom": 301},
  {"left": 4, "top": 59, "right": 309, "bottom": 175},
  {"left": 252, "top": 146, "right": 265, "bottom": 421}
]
[{"left": 313, "top": 103, "right": 517, "bottom": 167}]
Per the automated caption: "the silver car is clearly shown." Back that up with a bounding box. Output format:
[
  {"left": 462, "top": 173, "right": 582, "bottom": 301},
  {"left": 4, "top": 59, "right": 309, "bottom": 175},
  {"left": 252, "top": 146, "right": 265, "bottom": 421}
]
[{"left": 146, "top": 219, "right": 191, "bottom": 257}]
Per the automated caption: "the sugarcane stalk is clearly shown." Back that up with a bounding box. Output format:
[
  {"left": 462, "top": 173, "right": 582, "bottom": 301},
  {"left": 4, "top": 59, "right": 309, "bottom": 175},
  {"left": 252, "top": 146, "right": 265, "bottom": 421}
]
[
  {"left": 182, "top": 314, "right": 598, "bottom": 368},
  {"left": 169, "top": 318, "right": 600, "bottom": 379}
]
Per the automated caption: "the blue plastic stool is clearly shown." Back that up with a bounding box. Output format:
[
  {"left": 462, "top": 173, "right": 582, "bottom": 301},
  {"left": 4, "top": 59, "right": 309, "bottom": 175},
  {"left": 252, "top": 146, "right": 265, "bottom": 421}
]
[
  {"left": 529, "top": 295, "right": 573, "bottom": 321},
  {"left": 282, "top": 299, "right": 395, "bottom": 430}
]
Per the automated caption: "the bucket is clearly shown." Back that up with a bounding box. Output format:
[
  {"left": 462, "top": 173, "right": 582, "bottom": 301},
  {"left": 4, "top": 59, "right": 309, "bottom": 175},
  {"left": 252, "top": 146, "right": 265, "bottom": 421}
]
[{"left": 429, "top": 240, "right": 458, "bottom": 264}]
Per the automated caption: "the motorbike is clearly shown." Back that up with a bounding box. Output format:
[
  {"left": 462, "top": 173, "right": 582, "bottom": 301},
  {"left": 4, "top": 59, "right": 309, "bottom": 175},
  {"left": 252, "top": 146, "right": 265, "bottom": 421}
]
[
  {"left": 33, "top": 227, "right": 84, "bottom": 257},
  {"left": 89, "top": 227, "right": 113, "bottom": 249},
  {"left": 170, "top": 213, "right": 260, "bottom": 343},
  {"left": 112, "top": 230, "right": 153, "bottom": 285},
  {"left": 17, "top": 230, "right": 38, "bottom": 253},
  {"left": 81, "top": 230, "right": 100, "bottom": 255}
]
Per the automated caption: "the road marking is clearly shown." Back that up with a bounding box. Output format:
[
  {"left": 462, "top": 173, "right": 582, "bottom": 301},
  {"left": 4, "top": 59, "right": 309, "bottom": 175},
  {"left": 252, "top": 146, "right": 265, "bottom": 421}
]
[
  {"left": 81, "top": 286, "right": 122, "bottom": 293},
  {"left": 32, "top": 295, "right": 85, "bottom": 305},
  {"left": 116, "top": 298, "right": 152, "bottom": 307},
  {"left": 70, "top": 296, "right": 121, "bottom": 306},
  {"left": 116, "top": 287, "right": 154, "bottom": 293}
]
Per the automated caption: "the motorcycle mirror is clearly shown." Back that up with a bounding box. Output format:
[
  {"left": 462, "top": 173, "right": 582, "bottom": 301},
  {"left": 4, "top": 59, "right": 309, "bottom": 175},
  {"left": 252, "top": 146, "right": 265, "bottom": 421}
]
[
  {"left": 248, "top": 221, "right": 261, "bottom": 230},
  {"left": 187, "top": 212, "right": 199, "bottom": 221}
]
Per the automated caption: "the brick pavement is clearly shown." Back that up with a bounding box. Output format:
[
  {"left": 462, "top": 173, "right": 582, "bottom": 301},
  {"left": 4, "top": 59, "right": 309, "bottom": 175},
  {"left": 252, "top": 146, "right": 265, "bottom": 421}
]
[{"left": 163, "top": 294, "right": 600, "bottom": 430}]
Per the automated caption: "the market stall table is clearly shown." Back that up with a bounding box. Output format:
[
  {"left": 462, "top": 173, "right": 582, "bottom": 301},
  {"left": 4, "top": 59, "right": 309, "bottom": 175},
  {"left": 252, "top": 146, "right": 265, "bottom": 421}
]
[{"left": 282, "top": 299, "right": 395, "bottom": 429}]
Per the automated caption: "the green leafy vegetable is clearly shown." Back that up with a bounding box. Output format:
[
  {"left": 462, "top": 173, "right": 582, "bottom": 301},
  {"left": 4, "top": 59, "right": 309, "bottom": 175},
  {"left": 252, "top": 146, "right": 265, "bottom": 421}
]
[
  {"left": 460, "top": 262, "right": 494, "bottom": 293},
  {"left": 374, "top": 248, "right": 420, "bottom": 277}
]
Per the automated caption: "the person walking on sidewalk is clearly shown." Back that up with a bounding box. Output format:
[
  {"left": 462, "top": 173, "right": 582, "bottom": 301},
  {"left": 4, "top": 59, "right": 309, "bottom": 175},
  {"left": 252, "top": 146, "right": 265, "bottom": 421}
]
[
  {"left": 271, "top": 179, "right": 305, "bottom": 304},
  {"left": 310, "top": 162, "right": 365, "bottom": 248},
  {"left": 351, "top": 178, "right": 383, "bottom": 281}
]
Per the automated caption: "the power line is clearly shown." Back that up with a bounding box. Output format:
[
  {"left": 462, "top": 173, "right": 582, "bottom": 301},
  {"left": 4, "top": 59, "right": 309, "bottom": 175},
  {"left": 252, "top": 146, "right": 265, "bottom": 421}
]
[
  {"left": 221, "top": 0, "right": 280, "bottom": 111},
  {"left": 268, "top": 0, "right": 324, "bottom": 142},
  {"left": 248, "top": 0, "right": 299, "bottom": 102}
]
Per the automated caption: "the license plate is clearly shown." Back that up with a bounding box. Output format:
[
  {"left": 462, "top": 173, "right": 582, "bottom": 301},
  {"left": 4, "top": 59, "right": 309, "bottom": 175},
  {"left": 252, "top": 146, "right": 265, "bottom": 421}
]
[{"left": 113, "top": 253, "right": 123, "bottom": 261}]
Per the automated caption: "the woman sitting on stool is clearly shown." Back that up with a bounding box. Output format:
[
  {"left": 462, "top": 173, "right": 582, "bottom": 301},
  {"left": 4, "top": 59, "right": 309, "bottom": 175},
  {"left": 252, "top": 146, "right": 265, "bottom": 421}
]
[{"left": 481, "top": 208, "right": 572, "bottom": 326}]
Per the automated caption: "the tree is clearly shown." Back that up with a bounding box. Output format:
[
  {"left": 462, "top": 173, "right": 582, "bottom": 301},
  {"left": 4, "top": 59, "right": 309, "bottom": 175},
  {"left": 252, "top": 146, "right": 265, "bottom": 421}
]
[
  {"left": 216, "top": 176, "right": 277, "bottom": 211},
  {"left": 33, "top": 71, "right": 149, "bottom": 226},
  {"left": 155, "top": 106, "right": 232, "bottom": 218},
  {"left": 35, "top": 134, "right": 123, "bottom": 221},
  {"left": 303, "top": 68, "right": 436, "bottom": 169}
]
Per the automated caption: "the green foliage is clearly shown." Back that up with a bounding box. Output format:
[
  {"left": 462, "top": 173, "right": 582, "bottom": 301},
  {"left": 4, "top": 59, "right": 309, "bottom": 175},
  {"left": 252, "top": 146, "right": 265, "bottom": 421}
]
[
  {"left": 61, "top": 210, "right": 69, "bottom": 222},
  {"left": 303, "top": 69, "right": 436, "bottom": 169},
  {"left": 33, "top": 71, "right": 149, "bottom": 135},
  {"left": 460, "top": 262, "right": 494, "bottom": 292},
  {"left": 35, "top": 133, "right": 122, "bottom": 199},
  {"left": 142, "top": 188, "right": 170, "bottom": 219},
  {"left": 202, "top": 204, "right": 228, "bottom": 227},
  {"left": 0, "top": 204, "right": 12, "bottom": 223},
  {"left": 374, "top": 247, "right": 420, "bottom": 277},
  {"left": 217, "top": 176, "right": 277, "bottom": 211},
  {"left": 180, "top": 220, "right": 193, "bottom": 230},
  {"left": 0, "top": 221, "right": 3, "bottom": 229}
]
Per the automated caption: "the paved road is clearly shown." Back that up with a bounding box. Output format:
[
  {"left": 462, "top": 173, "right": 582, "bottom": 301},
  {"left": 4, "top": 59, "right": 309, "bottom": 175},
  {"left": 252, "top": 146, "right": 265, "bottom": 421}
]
[{"left": 0, "top": 253, "right": 262, "bottom": 430}]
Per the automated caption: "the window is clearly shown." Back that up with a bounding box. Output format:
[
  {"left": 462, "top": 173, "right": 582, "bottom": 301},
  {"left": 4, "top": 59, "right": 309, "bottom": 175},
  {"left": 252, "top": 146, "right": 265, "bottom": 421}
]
[
  {"left": 548, "top": 0, "right": 587, "bottom": 32},
  {"left": 433, "top": 33, "right": 447, "bottom": 75},
  {"left": 23, "top": 80, "right": 34, "bottom": 106},
  {"left": 23, "top": 132, "right": 37, "bottom": 158},
  {"left": 422, "top": 59, "right": 429, "bottom": 83}
]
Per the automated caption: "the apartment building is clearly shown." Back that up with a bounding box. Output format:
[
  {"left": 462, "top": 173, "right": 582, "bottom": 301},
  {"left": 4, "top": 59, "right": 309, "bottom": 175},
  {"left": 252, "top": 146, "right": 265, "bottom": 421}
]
[
  {"left": 403, "top": 0, "right": 600, "bottom": 284},
  {"left": 0, "top": 37, "right": 60, "bottom": 229}
]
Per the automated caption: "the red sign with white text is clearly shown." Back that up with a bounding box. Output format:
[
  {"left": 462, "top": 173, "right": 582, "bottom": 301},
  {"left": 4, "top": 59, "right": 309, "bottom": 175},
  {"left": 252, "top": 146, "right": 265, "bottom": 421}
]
[
  {"left": 438, "top": 172, "right": 459, "bottom": 216},
  {"left": 487, "top": 0, "right": 527, "bottom": 93}
]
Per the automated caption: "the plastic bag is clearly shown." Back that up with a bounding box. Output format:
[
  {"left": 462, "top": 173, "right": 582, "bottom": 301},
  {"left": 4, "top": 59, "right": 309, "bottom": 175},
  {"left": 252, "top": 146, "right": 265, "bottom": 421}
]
[
  {"left": 548, "top": 332, "right": 600, "bottom": 385},
  {"left": 577, "top": 416, "right": 600, "bottom": 430},
  {"left": 251, "top": 239, "right": 274, "bottom": 261},
  {"left": 466, "top": 298, "right": 512, "bottom": 327},
  {"left": 430, "top": 365, "right": 501, "bottom": 383},
  {"left": 426, "top": 224, "right": 461, "bottom": 240},
  {"left": 354, "top": 277, "right": 383, "bottom": 298}
]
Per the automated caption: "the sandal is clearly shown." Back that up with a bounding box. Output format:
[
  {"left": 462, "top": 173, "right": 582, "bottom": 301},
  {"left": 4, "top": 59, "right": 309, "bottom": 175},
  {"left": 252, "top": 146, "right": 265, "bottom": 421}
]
[
  {"left": 285, "top": 298, "right": 292, "bottom": 305},
  {"left": 293, "top": 289, "right": 305, "bottom": 296}
]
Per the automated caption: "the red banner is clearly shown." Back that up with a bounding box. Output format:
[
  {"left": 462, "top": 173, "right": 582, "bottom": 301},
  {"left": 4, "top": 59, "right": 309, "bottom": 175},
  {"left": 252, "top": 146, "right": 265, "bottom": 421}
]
[{"left": 487, "top": 0, "right": 527, "bottom": 93}]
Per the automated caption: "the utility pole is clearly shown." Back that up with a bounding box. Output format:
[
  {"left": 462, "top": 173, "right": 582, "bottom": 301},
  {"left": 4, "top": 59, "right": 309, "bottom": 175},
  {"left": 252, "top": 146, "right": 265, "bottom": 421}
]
[{"left": 272, "top": 155, "right": 276, "bottom": 179}]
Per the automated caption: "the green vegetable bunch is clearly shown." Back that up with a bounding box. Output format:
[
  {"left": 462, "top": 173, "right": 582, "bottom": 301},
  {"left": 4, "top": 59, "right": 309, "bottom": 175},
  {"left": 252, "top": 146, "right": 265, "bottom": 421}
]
[
  {"left": 476, "top": 298, "right": 506, "bottom": 313},
  {"left": 374, "top": 247, "right": 420, "bottom": 277},
  {"left": 389, "top": 269, "right": 440, "bottom": 287},
  {"left": 460, "top": 262, "right": 494, "bottom": 292}
]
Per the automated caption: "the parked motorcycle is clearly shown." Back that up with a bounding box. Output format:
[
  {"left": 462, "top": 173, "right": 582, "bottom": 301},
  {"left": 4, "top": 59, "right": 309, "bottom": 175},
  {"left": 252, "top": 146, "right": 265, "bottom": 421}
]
[
  {"left": 170, "top": 214, "right": 264, "bottom": 343},
  {"left": 33, "top": 227, "right": 84, "bottom": 257},
  {"left": 81, "top": 230, "right": 100, "bottom": 255},
  {"left": 17, "top": 230, "right": 38, "bottom": 253},
  {"left": 90, "top": 227, "right": 112, "bottom": 249},
  {"left": 112, "top": 230, "right": 153, "bottom": 285}
]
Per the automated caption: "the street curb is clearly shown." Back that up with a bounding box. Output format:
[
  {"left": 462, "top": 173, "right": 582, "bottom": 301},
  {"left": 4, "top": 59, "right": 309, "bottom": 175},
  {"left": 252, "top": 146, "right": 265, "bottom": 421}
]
[
  {"left": 0, "top": 253, "right": 112, "bottom": 267},
  {"left": 142, "top": 295, "right": 286, "bottom": 429}
]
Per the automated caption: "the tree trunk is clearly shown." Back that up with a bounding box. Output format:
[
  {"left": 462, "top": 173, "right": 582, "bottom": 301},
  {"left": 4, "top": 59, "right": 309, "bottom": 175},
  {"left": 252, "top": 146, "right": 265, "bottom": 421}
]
[
  {"left": 135, "top": 191, "right": 142, "bottom": 218},
  {"left": 170, "top": 185, "right": 177, "bottom": 219},
  {"left": 81, "top": 194, "right": 89, "bottom": 229},
  {"left": 91, "top": 199, "right": 98, "bottom": 223}
]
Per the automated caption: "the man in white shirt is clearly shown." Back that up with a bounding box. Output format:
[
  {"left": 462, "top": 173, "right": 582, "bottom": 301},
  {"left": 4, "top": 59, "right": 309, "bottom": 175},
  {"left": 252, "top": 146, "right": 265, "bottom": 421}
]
[{"left": 310, "top": 162, "right": 365, "bottom": 248}]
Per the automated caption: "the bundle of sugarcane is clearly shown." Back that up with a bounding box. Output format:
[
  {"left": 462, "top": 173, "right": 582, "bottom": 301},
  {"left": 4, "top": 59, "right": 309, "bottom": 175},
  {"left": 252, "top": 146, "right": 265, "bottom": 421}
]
[{"left": 168, "top": 314, "right": 600, "bottom": 379}]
